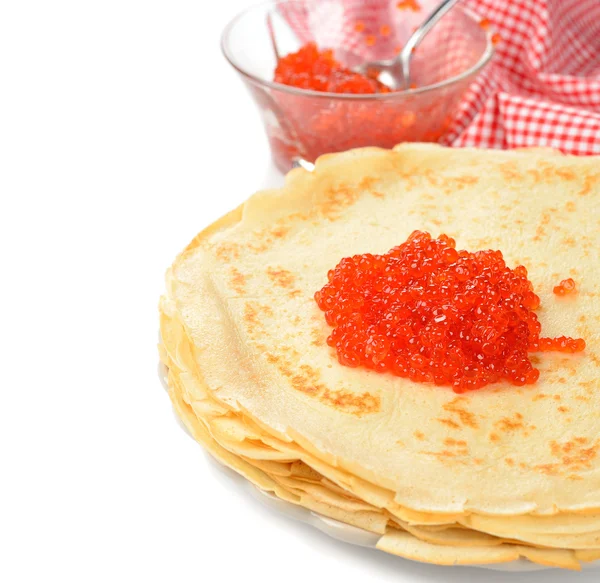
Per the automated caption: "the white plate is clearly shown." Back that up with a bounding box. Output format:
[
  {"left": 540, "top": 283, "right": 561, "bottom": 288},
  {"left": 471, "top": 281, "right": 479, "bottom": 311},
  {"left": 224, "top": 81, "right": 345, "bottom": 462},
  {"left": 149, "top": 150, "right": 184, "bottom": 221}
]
[{"left": 158, "top": 362, "right": 599, "bottom": 572}]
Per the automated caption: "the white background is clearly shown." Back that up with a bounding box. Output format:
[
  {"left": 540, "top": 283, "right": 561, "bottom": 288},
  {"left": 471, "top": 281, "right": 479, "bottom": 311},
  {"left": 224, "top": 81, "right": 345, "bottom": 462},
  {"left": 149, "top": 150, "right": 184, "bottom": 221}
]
[{"left": 0, "top": 1, "right": 595, "bottom": 581}]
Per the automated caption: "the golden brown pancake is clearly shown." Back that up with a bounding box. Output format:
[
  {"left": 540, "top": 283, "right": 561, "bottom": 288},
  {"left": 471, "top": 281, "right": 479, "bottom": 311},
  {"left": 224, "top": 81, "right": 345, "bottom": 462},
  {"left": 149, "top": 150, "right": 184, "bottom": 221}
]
[{"left": 159, "top": 144, "right": 600, "bottom": 568}]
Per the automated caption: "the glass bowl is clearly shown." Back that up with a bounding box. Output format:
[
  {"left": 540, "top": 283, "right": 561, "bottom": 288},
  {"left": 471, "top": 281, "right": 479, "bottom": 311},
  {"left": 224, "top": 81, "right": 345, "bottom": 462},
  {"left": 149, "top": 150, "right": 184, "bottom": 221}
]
[{"left": 222, "top": 0, "right": 494, "bottom": 173}]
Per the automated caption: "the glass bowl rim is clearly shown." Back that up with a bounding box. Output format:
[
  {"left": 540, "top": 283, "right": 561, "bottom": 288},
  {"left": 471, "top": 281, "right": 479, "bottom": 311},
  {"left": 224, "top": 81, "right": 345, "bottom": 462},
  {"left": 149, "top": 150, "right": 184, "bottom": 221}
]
[{"left": 221, "top": 0, "right": 495, "bottom": 101}]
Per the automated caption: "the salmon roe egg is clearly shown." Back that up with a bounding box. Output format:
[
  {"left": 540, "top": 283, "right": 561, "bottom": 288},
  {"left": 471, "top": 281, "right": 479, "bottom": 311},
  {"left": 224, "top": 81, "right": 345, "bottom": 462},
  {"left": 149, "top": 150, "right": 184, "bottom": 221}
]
[
  {"left": 314, "top": 231, "right": 586, "bottom": 393},
  {"left": 553, "top": 278, "right": 577, "bottom": 296}
]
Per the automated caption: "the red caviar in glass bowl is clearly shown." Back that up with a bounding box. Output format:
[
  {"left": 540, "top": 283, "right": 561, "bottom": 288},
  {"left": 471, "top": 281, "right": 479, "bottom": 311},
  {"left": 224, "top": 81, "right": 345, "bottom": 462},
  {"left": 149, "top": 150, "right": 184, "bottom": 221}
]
[
  {"left": 222, "top": 0, "right": 495, "bottom": 173},
  {"left": 314, "top": 231, "right": 585, "bottom": 393},
  {"left": 274, "top": 43, "right": 392, "bottom": 95}
]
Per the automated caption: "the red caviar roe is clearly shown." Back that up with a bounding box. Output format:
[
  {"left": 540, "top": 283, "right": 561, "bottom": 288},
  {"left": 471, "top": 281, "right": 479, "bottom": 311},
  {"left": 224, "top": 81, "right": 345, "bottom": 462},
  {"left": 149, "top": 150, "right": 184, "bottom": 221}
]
[
  {"left": 274, "top": 43, "right": 391, "bottom": 95},
  {"left": 553, "top": 278, "right": 577, "bottom": 296},
  {"left": 397, "top": 0, "right": 422, "bottom": 11},
  {"left": 314, "top": 231, "right": 586, "bottom": 393},
  {"left": 269, "top": 43, "right": 454, "bottom": 171}
]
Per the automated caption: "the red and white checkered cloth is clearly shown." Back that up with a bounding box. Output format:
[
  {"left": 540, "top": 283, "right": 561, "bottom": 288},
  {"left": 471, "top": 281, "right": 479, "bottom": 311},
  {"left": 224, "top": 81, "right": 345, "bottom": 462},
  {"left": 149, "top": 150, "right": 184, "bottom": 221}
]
[{"left": 283, "top": 0, "right": 600, "bottom": 155}]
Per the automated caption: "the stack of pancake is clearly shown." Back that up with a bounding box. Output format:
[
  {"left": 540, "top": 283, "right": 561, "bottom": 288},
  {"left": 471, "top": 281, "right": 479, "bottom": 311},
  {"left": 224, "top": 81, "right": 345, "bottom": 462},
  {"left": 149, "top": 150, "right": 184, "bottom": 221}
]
[{"left": 159, "top": 144, "right": 600, "bottom": 570}]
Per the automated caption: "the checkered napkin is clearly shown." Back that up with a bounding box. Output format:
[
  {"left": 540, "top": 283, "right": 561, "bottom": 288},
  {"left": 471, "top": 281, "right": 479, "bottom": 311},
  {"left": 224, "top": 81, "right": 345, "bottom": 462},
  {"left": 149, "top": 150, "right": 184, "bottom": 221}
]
[{"left": 282, "top": 0, "right": 600, "bottom": 155}]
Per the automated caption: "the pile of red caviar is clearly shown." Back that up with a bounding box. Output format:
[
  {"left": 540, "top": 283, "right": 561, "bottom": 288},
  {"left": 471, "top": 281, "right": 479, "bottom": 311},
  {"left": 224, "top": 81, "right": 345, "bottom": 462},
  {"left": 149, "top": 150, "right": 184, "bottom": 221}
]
[
  {"left": 267, "top": 43, "right": 461, "bottom": 172},
  {"left": 315, "top": 231, "right": 585, "bottom": 393},
  {"left": 274, "top": 43, "right": 391, "bottom": 94},
  {"left": 554, "top": 278, "right": 577, "bottom": 296}
]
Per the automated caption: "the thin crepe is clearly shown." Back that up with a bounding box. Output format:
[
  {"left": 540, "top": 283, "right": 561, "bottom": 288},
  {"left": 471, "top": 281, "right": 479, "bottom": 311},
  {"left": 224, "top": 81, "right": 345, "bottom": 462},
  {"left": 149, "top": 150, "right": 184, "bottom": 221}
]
[
  {"left": 164, "top": 143, "right": 600, "bottom": 515},
  {"left": 160, "top": 143, "right": 600, "bottom": 568}
]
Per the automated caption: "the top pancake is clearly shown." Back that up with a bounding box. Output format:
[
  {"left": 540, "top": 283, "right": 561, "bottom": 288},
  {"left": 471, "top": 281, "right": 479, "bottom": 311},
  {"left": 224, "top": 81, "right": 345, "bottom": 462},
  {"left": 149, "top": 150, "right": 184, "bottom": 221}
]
[{"left": 166, "top": 143, "right": 600, "bottom": 516}]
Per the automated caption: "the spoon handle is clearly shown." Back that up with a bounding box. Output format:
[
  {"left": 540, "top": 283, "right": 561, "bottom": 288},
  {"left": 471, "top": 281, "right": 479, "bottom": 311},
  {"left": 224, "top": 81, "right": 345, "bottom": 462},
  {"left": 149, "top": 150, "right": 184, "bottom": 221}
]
[{"left": 400, "top": 0, "right": 461, "bottom": 84}]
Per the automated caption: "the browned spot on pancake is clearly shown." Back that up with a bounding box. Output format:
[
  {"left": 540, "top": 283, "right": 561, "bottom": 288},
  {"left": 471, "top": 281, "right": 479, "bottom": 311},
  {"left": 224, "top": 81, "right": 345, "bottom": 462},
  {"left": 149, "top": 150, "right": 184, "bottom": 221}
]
[
  {"left": 273, "top": 360, "right": 380, "bottom": 416},
  {"left": 440, "top": 398, "right": 479, "bottom": 429},
  {"left": 565, "top": 201, "right": 576, "bottom": 212},
  {"left": 396, "top": 440, "right": 405, "bottom": 446},
  {"left": 315, "top": 182, "right": 361, "bottom": 221},
  {"left": 443, "top": 439, "right": 468, "bottom": 455},
  {"left": 533, "top": 210, "right": 554, "bottom": 241},
  {"left": 229, "top": 267, "right": 247, "bottom": 295},
  {"left": 505, "top": 458, "right": 515, "bottom": 466},
  {"left": 259, "top": 224, "right": 291, "bottom": 245},
  {"left": 244, "top": 303, "right": 258, "bottom": 326},
  {"left": 320, "top": 387, "right": 380, "bottom": 415},
  {"left": 444, "top": 438, "right": 467, "bottom": 446},
  {"left": 453, "top": 175, "right": 479, "bottom": 189},
  {"left": 358, "top": 176, "right": 385, "bottom": 199},
  {"left": 260, "top": 304, "right": 274, "bottom": 317},
  {"left": 544, "top": 356, "right": 581, "bottom": 376},
  {"left": 359, "top": 176, "right": 377, "bottom": 189},
  {"left": 579, "top": 173, "right": 600, "bottom": 196},
  {"left": 489, "top": 433, "right": 500, "bottom": 443},
  {"left": 553, "top": 395, "right": 561, "bottom": 401},
  {"left": 266, "top": 266, "right": 295, "bottom": 288},
  {"left": 395, "top": 163, "right": 477, "bottom": 194},
  {"left": 436, "top": 418, "right": 460, "bottom": 429},
  {"left": 531, "top": 162, "right": 577, "bottom": 184},
  {"left": 588, "top": 352, "right": 600, "bottom": 368},
  {"left": 243, "top": 302, "right": 274, "bottom": 341},
  {"left": 558, "top": 406, "right": 569, "bottom": 413},
  {"left": 532, "top": 393, "right": 548, "bottom": 401},
  {"left": 423, "top": 170, "right": 440, "bottom": 186},
  {"left": 535, "top": 438, "right": 600, "bottom": 476},
  {"left": 575, "top": 395, "right": 590, "bottom": 402},
  {"left": 519, "top": 462, "right": 528, "bottom": 470},
  {"left": 215, "top": 242, "right": 241, "bottom": 262},
  {"left": 421, "top": 449, "right": 457, "bottom": 459},
  {"left": 310, "top": 326, "right": 325, "bottom": 347},
  {"left": 222, "top": 224, "right": 293, "bottom": 259},
  {"left": 289, "top": 290, "right": 302, "bottom": 299},
  {"left": 421, "top": 438, "right": 470, "bottom": 463},
  {"left": 414, "top": 431, "right": 425, "bottom": 440},
  {"left": 554, "top": 167, "right": 576, "bottom": 181},
  {"left": 499, "top": 162, "right": 523, "bottom": 182},
  {"left": 561, "top": 236, "right": 576, "bottom": 247},
  {"left": 271, "top": 226, "right": 290, "bottom": 239},
  {"left": 290, "top": 374, "right": 320, "bottom": 396},
  {"left": 580, "top": 380, "right": 596, "bottom": 394},
  {"left": 494, "top": 413, "right": 535, "bottom": 438},
  {"left": 393, "top": 168, "right": 418, "bottom": 190}
]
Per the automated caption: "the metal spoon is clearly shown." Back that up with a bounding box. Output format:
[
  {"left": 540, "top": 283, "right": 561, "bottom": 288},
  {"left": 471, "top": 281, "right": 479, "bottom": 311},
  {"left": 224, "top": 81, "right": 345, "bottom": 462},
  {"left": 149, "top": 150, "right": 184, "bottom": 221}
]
[{"left": 353, "top": 0, "right": 460, "bottom": 90}]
